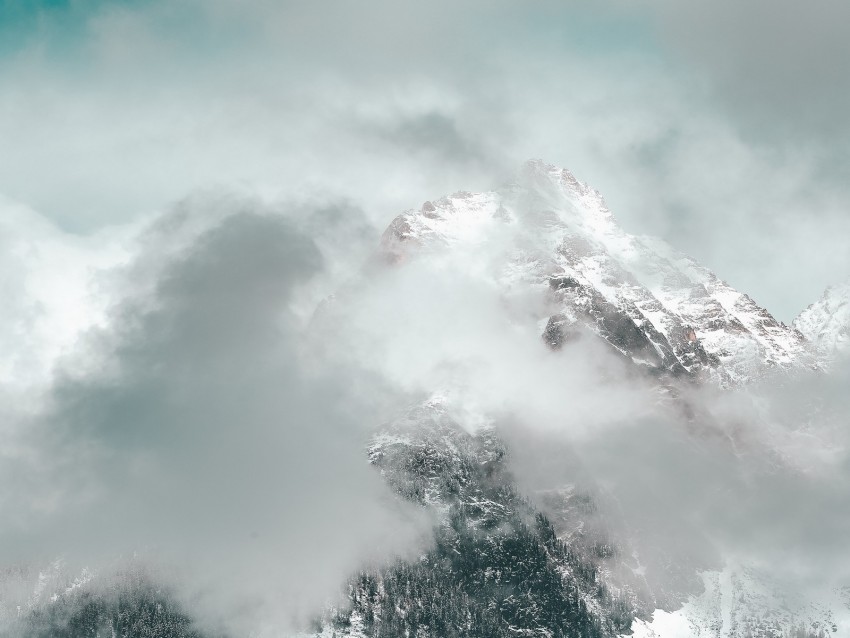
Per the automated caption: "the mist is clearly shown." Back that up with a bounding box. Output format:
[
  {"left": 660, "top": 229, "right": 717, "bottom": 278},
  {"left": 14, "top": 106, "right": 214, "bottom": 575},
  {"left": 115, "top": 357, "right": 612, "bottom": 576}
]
[
  {"left": 2, "top": 1, "right": 850, "bottom": 319},
  {"left": 2, "top": 1, "right": 850, "bottom": 635},
  {"left": 1, "top": 172, "right": 849, "bottom": 634},
  {"left": 0, "top": 201, "right": 432, "bottom": 635}
]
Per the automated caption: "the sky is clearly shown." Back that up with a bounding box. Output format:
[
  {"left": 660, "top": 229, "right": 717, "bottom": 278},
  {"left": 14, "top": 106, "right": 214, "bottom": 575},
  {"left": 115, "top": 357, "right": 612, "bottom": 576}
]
[
  {"left": 2, "top": 1, "right": 850, "bottom": 635},
  {"left": 1, "top": 0, "right": 849, "bottom": 321}
]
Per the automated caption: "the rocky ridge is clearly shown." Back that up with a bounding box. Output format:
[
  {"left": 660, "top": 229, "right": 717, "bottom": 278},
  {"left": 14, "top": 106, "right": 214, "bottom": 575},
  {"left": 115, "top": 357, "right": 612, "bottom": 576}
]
[{"left": 382, "top": 160, "right": 814, "bottom": 386}]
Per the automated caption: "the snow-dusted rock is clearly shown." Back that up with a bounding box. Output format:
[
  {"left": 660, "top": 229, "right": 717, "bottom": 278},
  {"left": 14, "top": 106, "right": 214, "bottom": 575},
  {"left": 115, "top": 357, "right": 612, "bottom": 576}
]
[
  {"left": 628, "top": 563, "right": 848, "bottom": 638},
  {"left": 382, "top": 160, "right": 812, "bottom": 386},
  {"left": 794, "top": 281, "right": 850, "bottom": 363}
]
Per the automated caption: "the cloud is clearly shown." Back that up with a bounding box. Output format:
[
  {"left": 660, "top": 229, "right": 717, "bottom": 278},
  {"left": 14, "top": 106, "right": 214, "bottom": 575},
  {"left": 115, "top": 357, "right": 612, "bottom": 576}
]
[
  {"left": 502, "top": 359, "right": 850, "bottom": 610},
  {"left": 2, "top": 0, "right": 848, "bottom": 322},
  {"left": 2, "top": 2, "right": 850, "bottom": 629},
  {"left": 0, "top": 200, "right": 428, "bottom": 635},
  {"left": 312, "top": 201, "right": 850, "bottom": 610},
  {"left": 370, "top": 111, "right": 488, "bottom": 165},
  {"left": 644, "top": 0, "right": 850, "bottom": 142},
  {"left": 0, "top": 156, "right": 848, "bottom": 634},
  {"left": 0, "top": 195, "right": 133, "bottom": 389}
]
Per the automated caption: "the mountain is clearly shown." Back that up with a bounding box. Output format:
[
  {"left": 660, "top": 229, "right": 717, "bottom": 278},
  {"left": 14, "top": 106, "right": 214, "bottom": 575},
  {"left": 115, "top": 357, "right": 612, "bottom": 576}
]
[
  {"left": 382, "top": 160, "right": 813, "bottom": 386},
  {"left": 314, "top": 161, "right": 841, "bottom": 638},
  {"left": 794, "top": 281, "right": 850, "bottom": 362},
  {"left": 317, "top": 400, "right": 639, "bottom": 638},
  {"left": 11, "top": 161, "right": 843, "bottom": 638},
  {"left": 1, "top": 565, "right": 208, "bottom": 638},
  {"left": 320, "top": 404, "right": 843, "bottom": 638}
]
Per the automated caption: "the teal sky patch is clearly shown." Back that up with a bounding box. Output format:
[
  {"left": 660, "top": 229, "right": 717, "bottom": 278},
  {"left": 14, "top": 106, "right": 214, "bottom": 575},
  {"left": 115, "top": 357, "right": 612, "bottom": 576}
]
[{"left": 0, "top": 0, "right": 138, "bottom": 59}]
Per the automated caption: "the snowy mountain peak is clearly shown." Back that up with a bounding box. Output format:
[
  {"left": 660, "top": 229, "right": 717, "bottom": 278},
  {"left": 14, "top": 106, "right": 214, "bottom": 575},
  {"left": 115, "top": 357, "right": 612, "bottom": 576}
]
[
  {"left": 381, "top": 160, "right": 813, "bottom": 385},
  {"left": 516, "top": 158, "right": 608, "bottom": 206},
  {"left": 794, "top": 281, "right": 850, "bottom": 361}
]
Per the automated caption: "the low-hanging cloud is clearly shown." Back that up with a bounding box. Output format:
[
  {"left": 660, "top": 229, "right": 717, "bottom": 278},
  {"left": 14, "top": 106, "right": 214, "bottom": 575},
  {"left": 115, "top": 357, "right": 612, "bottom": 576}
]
[
  {"left": 501, "top": 357, "right": 850, "bottom": 618},
  {"left": 310, "top": 206, "right": 850, "bottom": 617},
  {"left": 2, "top": 1, "right": 850, "bottom": 632},
  {"left": 0, "top": 201, "right": 429, "bottom": 635},
  {"left": 1, "top": 179, "right": 849, "bottom": 634}
]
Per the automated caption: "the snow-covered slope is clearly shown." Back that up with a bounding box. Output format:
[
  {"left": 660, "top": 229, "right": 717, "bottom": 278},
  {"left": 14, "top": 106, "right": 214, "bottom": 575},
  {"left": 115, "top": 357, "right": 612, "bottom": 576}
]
[
  {"left": 382, "top": 160, "right": 812, "bottom": 386},
  {"left": 630, "top": 563, "right": 849, "bottom": 638},
  {"left": 794, "top": 281, "right": 850, "bottom": 362}
]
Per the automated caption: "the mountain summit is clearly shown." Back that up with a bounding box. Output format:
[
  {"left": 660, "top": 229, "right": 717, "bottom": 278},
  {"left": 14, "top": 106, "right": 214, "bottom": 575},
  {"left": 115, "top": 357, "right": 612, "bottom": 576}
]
[
  {"left": 313, "top": 161, "right": 846, "bottom": 638},
  {"left": 382, "top": 160, "right": 813, "bottom": 385}
]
